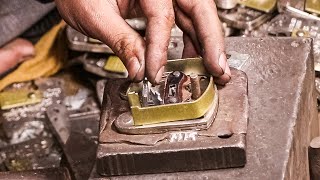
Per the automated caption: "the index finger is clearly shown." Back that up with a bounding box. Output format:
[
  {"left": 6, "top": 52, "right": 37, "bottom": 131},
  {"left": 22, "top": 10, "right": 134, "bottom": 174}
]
[
  {"left": 139, "top": 0, "right": 175, "bottom": 84},
  {"left": 176, "top": 0, "right": 228, "bottom": 78}
]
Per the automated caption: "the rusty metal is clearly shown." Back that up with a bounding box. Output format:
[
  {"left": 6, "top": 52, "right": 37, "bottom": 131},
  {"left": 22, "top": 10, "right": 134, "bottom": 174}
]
[{"left": 96, "top": 68, "right": 248, "bottom": 176}]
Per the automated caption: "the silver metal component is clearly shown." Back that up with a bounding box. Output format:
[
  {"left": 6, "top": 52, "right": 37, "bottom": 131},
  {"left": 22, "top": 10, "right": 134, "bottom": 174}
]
[
  {"left": 142, "top": 79, "right": 150, "bottom": 107},
  {"left": 215, "top": 0, "right": 237, "bottom": 9},
  {"left": 173, "top": 71, "right": 181, "bottom": 77}
]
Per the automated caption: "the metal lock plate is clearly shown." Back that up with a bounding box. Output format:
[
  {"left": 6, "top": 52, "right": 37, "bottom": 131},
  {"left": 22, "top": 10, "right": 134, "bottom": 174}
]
[{"left": 237, "top": 0, "right": 277, "bottom": 13}]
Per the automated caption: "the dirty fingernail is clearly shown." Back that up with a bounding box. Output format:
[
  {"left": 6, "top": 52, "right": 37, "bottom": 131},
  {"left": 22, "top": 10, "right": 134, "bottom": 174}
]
[
  {"left": 218, "top": 52, "right": 227, "bottom": 73},
  {"left": 127, "top": 57, "right": 141, "bottom": 80},
  {"left": 154, "top": 66, "right": 165, "bottom": 84}
]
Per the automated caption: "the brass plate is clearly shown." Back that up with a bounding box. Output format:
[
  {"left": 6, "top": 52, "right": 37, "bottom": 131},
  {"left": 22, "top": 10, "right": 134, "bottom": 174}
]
[
  {"left": 0, "top": 90, "right": 42, "bottom": 110},
  {"left": 238, "top": 0, "right": 277, "bottom": 13}
]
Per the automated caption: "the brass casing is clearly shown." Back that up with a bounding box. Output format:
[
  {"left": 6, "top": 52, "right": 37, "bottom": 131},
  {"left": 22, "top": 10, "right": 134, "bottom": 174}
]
[
  {"left": 237, "top": 0, "right": 277, "bottom": 13},
  {"left": 127, "top": 58, "right": 217, "bottom": 126}
]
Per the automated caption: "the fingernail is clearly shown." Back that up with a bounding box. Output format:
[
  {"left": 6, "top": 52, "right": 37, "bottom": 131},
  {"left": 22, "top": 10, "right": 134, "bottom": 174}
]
[
  {"left": 225, "top": 61, "right": 231, "bottom": 79},
  {"left": 127, "top": 57, "right": 141, "bottom": 80},
  {"left": 218, "top": 52, "right": 227, "bottom": 74},
  {"left": 154, "top": 66, "right": 165, "bottom": 84}
]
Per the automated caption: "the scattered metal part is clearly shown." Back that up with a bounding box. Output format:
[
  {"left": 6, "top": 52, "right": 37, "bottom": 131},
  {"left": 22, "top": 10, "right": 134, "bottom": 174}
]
[
  {"left": 218, "top": 5, "right": 275, "bottom": 30},
  {"left": 97, "top": 68, "right": 248, "bottom": 176},
  {"left": 215, "top": 0, "right": 237, "bottom": 10}
]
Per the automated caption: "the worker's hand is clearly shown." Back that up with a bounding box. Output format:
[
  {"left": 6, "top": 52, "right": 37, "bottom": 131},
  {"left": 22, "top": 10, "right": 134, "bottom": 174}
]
[
  {"left": 55, "top": 0, "right": 230, "bottom": 85},
  {"left": 0, "top": 38, "right": 35, "bottom": 75}
]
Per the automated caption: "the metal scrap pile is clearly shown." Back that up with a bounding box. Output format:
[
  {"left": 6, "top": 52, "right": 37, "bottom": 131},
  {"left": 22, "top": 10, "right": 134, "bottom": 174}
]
[{"left": 0, "top": 0, "right": 320, "bottom": 179}]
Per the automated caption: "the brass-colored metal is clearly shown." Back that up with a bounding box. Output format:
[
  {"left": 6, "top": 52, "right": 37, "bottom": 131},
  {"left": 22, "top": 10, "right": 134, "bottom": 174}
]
[
  {"left": 103, "top": 56, "right": 127, "bottom": 74},
  {"left": 127, "top": 58, "right": 217, "bottom": 125},
  {"left": 305, "top": 0, "right": 320, "bottom": 15},
  {"left": 237, "top": 0, "right": 277, "bottom": 13},
  {"left": 0, "top": 90, "right": 42, "bottom": 110},
  {"left": 114, "top": 85, "right": 218, "bottom": 134}
]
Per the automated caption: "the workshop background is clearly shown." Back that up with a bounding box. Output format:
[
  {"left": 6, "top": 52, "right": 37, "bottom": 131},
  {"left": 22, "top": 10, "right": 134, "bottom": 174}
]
[{"left": 1, "top": 0, "right": 320, "bottom": 179}]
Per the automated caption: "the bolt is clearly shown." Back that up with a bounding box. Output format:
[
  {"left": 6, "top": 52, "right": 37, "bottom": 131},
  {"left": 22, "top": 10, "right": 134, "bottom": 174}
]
[{"left": 190, "top": 73, "right": 201, "bottom": 100}]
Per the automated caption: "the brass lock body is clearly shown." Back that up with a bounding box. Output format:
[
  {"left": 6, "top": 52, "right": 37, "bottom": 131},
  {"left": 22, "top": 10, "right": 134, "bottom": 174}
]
[{"left": 114, "top": 58, "right": 219, "bottom": 134}]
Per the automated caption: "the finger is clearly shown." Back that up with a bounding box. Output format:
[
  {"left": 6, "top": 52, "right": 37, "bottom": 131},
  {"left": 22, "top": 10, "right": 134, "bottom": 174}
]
[
  {"left": 182, "top": 34, "right": 198, "bottom": 58},
  {"left": 213, "top": 62, "right": 231, "bottom": 85},
  {"left": 139, "top": 0, "right": 175, "bottom": 84},
  {"left": 0, "top": 38, "right": 34, "bottom": 74},
  {"left": 55, "top": 0, "right": 146, "bottom": 82},
  {"left": 173, "top": 2, "right": 201, "bottom": 54},
  {"left": 176, "top": 0, "right": 227, "bottom": 78}
]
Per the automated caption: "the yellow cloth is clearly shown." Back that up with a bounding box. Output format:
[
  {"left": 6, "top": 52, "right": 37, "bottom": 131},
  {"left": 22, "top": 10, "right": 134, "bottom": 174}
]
[{"left": 0, "top": 21, "right": 67, "bottom": 91}]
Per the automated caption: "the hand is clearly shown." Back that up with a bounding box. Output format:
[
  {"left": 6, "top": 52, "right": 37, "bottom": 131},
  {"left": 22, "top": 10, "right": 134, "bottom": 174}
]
[
  {"left": 0, "top": 38, "right": 35, "bottom": 75},
  {"left": 55, "top": 0, "right": 230, "bottom": 85}
]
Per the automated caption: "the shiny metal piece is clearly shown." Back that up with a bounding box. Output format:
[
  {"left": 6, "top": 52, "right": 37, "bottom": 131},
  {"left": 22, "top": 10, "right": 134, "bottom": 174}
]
[
  {"left": 238, "top": 0, "right": 277, "bottom": 13},
  {"left": 114, "top": 85, "right": 218, "bottom": 135},
  {"left": 127, "top": 58, "right": 216, "bottom": 125},
  {"left": 215, "top": 0, "right": 237, "bottom": 9}
]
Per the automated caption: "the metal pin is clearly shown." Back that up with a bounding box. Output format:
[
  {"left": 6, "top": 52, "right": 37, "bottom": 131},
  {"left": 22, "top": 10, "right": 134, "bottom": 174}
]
[
  {"left": 190, "top": 73, "right": 201, "bottom": 100},
  {"left": 142, "top": 78, "right": 149, "bottom": 107}
]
